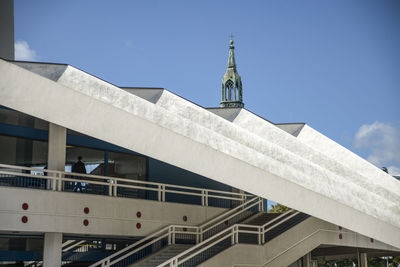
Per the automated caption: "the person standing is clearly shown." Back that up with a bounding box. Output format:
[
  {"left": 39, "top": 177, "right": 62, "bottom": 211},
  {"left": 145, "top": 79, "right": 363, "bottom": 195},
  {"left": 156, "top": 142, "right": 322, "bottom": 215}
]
[{"left": 72, "top": 156, "right": 86, "bottom": 192}]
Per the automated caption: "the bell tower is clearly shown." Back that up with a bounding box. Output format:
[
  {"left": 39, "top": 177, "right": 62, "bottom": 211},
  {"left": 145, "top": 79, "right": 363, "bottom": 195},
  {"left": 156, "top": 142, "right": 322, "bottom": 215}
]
[{"left": 220, "top": 37, "right": 244, "bottom": 108}]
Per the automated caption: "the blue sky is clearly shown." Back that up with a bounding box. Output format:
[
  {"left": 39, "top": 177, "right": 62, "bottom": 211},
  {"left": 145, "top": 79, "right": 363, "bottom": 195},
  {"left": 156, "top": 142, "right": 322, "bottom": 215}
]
[{"left": 14, "top": 0, "right": 400, "bottom": 175}]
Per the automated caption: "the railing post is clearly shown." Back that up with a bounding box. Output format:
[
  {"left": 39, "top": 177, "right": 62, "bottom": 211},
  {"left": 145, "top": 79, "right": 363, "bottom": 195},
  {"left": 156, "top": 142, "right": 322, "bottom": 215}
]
[
  {"left": 205, "top": 190, "right": 208, "bottom": 206},
  {"left": 258, "top": 227, "right": 262, "bottom": 245},
  {"left": 258, "top": 197, "right": 263, "bottom": 212},
  {"left": 235, "top": 225, "right": 239, "bottom": 244},
  {"left": 172, "top": 226, "right": 176, "bottom": 244},
  {"left": 199, "top": 228, "right": 203, "bottom": 243},
  {"left": 201, "top": 190, "right": 205, "bottom": 206},
  {"left": 168, "top": 226, "right": 172, "bottom": 245},
  {"left": 158, "top": 185, "right": 162, "bottom": 201},
  {"left": 195, "top": 228, "right": 199, "bottom": 244},
  {"left": 263, "top": 228, "right": 266, "bottom": 245},
  {"left": 241, "top": 194, "right": 245, "bottom": 204},
  {"left": 113, "top": 180, "right": 118, "bottom": 197},
  {"left": 231, "top": 227, "right": 235, "bottom": 245},
  {"left": 51, "top": 175, "right": 57, "bottom": 191},
  {"left": 57, "top": 173, "right": 62, "bottom": 191},
  {"left": 162, "top": 185, "right": 166, "bottom": 202},
  {"left": 108, "top": 179, "right": 113, "bottom": 196}
]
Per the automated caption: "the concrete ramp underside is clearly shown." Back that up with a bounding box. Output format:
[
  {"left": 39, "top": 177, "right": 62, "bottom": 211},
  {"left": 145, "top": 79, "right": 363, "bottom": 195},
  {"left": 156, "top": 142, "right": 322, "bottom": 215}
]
[{"left": 0, "top": 59, "right": 399, "bottom": 248}]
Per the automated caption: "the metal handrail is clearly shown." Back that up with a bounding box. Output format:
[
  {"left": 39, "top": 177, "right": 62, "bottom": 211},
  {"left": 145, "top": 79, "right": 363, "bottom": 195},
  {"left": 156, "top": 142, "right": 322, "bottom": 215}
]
[
  {"left": 232, "top": 229, "right": 338, "bottom": 267},
  {"left": 0, "top": 163, "right": 252, "bottom": 206},
  {"left": 260, "top": 209, "right": 296, "bottom": 230},
  {"left": 88, "top": 226, "right": 171, "bottom": 267},
  {"left": 89, "top": 197, "right": 261, "bottom": 267},
  {"left": 62, "top": 240, "right": 86, "bottom": 252},
  {"left": 159, "top": 209, "right": 301, "bottom": 267},
  {"left": 200, "top": 197, "right": 260, "bottom": 232},
  {"left": 263, "top": 211, "right": 300, "bottom": 234}
]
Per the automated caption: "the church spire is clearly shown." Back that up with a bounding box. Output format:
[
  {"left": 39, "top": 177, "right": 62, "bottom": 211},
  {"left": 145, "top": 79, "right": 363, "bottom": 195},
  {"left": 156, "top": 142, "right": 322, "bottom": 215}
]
[{"left": 220, "top": 36, "right": 244, "bottom": 108}]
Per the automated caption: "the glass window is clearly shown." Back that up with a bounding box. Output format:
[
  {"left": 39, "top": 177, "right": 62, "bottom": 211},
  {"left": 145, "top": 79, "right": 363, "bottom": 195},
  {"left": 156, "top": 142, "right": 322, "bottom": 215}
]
[{"left": 0, "top": 107, "right": 49, "bottom": 130}]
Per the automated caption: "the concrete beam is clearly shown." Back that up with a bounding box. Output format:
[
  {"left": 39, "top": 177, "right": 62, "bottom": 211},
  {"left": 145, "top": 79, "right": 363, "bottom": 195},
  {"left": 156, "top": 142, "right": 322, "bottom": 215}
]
[{"left": 0, "top": 187, "right": 227, "bottom": 236}]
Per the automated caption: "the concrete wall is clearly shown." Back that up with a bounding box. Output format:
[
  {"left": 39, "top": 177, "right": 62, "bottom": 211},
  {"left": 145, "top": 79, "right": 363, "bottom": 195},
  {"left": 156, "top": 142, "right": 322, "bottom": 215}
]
[
  {"left": 0, "top": 187, "right": 227, "bottom": 237},
  {"left": 0, "top": 0, "right": 14, "bottom": 61}
]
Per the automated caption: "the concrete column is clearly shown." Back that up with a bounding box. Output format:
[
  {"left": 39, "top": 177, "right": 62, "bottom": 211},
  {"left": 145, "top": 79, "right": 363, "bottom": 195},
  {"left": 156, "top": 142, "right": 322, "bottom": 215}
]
[
  {"left": 302, "top": 252, "right": 312, "bottom": 267},
  {"left": 288, "top": 259, "right": 302, "bottom": 267},
  {"left": 0, "top": 0, "right": 14, "bottom": 60},
  {"left": 47, "top": 123, "right": 66, "bottom": 189},
  {"left": 43, "top": 232, "right": 62, "bottom": 267},
  {"left": 359, "top": 253, "right": 368, "bottom": 267}
]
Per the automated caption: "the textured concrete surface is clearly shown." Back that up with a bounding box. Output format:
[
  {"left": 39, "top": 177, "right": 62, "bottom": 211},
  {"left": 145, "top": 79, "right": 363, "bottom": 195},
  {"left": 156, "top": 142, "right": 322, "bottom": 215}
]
[
  {"left": 0, "top": 59, "right": 399, "bottom": 248},
  {"left": 275, "top": 123, "right": 305, "bottom": 137},
  {"left": 13, "top": 62, "right": 67, "bottom": 82}
]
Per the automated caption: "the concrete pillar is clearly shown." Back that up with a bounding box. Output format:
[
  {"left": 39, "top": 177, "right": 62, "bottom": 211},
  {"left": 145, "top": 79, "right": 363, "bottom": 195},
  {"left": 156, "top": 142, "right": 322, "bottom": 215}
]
[
  {"left": 43, "top": 232, "right": 62, "bottom": 267},
  {"left": 47, "top": 123, "right": 66, "bottom": 189},
  {"left": 288, "top": 259, "right": 303, "bottom": 267},
  {"left": 0, "top": 0, "right": 14, "bottom": 61},
  {"left": 302, "top": 252, "right": 312, "bottom": 267},
  {"left": 359, "top": 253, "right": 368, "bottom": 267}
]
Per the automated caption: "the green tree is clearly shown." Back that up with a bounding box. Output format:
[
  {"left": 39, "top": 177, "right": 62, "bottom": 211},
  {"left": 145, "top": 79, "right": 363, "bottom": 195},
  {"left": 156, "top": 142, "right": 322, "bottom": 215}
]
[{"left": 268, "top": 203, "right": 290, "bottom": 213}]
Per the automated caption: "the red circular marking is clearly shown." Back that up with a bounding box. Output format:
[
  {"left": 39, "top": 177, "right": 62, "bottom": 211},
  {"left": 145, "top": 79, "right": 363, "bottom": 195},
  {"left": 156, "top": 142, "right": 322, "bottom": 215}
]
[
  {"left": 370, "top": 238, "right": 374, "bottom": 243},
  {"left": 84, "top": 207, "right": 90, "bottom": 214},
  {"left": 83, "top": 219, "right": 89, "bottom": 226},
  {"left": 338, "top": 226, "right": 342, "bottom": 230},
  {"left": 21, "top": 216, "right": 28, "bottom": 223},
  {"left": 136, "top": 211, "right": 141, "bottom": 218},
  {"left": 183, "top": 216, "right": 188, "bottom": 222},
  {"left": 339, "top": 234, "right": 343, "bottom": 239},
  {"left": 183, "top": 227, "right": 187, "bottom": 232},
  {"left": 22, "top": 203, "right": 29, "bottom": 210},
  {"left": 136, "top": 223, "right": 141, "bottom": 229}
]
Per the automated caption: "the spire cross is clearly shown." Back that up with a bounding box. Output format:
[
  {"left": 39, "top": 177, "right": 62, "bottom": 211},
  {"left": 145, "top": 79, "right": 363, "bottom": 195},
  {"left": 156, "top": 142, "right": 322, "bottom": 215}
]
[{"left": 229, "top": 33, "right": 234, "bottom": 40}]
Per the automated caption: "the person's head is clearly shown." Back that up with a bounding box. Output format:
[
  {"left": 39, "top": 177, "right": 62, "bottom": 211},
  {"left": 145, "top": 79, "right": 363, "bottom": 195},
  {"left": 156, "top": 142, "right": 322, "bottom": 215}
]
[{"left": 78, "top": 156, "right": 83, "bottom": 161}]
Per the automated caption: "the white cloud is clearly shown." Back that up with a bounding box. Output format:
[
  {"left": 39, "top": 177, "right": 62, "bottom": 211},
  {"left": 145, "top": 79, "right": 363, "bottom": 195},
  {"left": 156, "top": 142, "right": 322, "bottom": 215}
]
[
  {"left": 354, "top": 121, "right": 400, "bottom": 175},
  {"left": 14, "top": 41, "right": 38, "bottom": 61}
]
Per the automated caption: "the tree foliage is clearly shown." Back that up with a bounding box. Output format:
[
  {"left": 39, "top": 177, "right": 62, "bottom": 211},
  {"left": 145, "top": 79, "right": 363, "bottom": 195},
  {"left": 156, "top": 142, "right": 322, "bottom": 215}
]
[{"left": 268, "top": 203, "right": 290, "bottom": 213}]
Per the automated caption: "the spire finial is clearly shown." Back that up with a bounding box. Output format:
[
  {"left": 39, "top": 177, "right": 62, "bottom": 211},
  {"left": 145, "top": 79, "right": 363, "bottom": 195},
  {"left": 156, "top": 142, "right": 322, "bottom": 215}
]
[{"left": 220, "top": 36, "right": 244, "bottom": 108}]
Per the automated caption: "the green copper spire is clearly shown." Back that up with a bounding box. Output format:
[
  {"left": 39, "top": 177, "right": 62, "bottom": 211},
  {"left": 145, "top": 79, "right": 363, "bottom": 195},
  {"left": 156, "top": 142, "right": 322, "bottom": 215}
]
[{"left": 220, "top": 37, "right": 244, "bottom": 108}]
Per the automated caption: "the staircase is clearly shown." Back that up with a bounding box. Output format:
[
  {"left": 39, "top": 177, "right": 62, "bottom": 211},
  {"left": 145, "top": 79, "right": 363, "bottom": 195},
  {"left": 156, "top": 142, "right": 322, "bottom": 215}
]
[
  {"left": 245, "top": 212, "right": 281, "bottom": 226},
  {"left": 90, "top": 199, "right": 311, "bottom": 267},
  {"left": 130, "top": 244, "right": 192, "bottom": 267},
  {"left": 89, "top": 197, "right": 261, "bottom": 267},
  {"left": 157, "top": 210, "right": 310, "bottom": 267}
]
